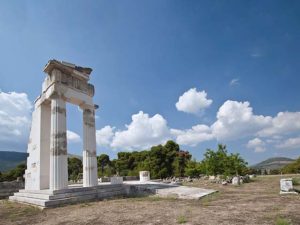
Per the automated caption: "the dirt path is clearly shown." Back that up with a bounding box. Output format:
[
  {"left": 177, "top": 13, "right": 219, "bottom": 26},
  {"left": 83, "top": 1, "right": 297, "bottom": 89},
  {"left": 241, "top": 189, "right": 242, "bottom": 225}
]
[{"left": 0, "top": 175, "right": 299, "bottom": 225}]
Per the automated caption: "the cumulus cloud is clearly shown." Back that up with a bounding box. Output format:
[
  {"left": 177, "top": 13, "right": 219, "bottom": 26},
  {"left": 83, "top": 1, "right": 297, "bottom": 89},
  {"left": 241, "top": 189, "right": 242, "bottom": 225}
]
[
  {"left": 0, "top": 91, "right": 32, "bottom": 151},
  {"left": 110, "top": 111, "right": 170, "bottom": 150},
  {"left": 96, "top": 125, "right": 115, "bottom": 146},
  {"left": 67, "top": 130, "right": 81, "bottom": 143},
  {"left": 175, "top": 88, "right": 212, "bottom": 114},
  {"left": 211, "top": 100, "right": 272, "bottom": 140},
  {"left": 276, "top": 136, "right": 300, "bottom": 150},
  {"left": 258, "top": 112, "right": 300, "bottom": 137},
  {"left": 171, "top": 125, "right": 214, "bottom": 147},
  {"left": 91, "top": 94, "right": 300, "bottom": 151},
  {"left": 247, "top": 138, "right": 266, "bottom": 153}
]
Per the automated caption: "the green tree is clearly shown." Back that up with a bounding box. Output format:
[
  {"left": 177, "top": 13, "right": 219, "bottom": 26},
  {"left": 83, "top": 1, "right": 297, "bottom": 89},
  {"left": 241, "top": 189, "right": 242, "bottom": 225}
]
[
  {"left": 202, "top": 145, "right": 248, "bottom": 176},
  {"left": 173, "top": 150, "right": 192, "bottom": 177},
  {"left": 0, "top": 163, "right": 26, "bottom": 181},
  {"left": 184, "top": 159, "right": 204, "bottom": 177},
  {"left": 68, "top": 157, "right": 82, "bottom": 182},
  {"left": 97, "top": 154, "right": 111, "bottom": 177}
]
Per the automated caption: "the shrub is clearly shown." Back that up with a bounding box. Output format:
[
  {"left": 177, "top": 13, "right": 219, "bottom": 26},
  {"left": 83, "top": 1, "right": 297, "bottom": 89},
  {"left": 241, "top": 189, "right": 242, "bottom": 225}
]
[{"left": 292, "top": 178, "right": 300, "bottom": 186}]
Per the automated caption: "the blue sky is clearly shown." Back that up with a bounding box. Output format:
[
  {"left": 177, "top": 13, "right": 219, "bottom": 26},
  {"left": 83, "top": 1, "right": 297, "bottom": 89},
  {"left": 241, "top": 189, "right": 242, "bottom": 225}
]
[{"left": 0, "top": 0, "right": 299, "bottom": 164}]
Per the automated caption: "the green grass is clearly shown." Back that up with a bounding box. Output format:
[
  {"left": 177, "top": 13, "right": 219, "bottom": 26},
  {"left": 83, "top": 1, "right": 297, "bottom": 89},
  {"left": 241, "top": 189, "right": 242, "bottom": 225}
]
[
  {"left": 292, "top": 178, "right": 300, "bottom": 186},
  {"left": 176, "top": 215, "right": 187, "bottom": 224},
  {"left": 1, "top": 200, "right": 41, "bottom": 221},
  {"left": 275, "top": 217, "right": 292, "bottom": 225}
]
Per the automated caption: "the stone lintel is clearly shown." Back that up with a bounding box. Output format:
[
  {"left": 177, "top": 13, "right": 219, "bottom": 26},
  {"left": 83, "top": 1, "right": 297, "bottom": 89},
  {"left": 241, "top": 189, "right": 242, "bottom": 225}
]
[{"left": 44, "top": 59, "right": 91, "bottom": 81}]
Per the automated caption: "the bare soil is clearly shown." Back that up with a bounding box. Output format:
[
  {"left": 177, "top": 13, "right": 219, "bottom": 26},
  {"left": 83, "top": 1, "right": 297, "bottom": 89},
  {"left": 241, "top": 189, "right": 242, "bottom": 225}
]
[{"left": 0, "top": 175, "right": 299, "bottom": 225}]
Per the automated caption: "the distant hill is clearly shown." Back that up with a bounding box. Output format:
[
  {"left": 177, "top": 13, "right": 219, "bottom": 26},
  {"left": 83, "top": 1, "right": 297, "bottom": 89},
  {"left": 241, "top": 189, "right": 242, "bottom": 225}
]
[
  {"left": 0, "top": 151, "right": 28, "bottom": 172},
  {"left": 0, "top": 151, "right": 82, "bottom": 172},
  {"left": 251, "top": 157, "right": 295, "bottom": 170},
  {"left": 68, "top": 153, "right": 83, "bottom": 160}
]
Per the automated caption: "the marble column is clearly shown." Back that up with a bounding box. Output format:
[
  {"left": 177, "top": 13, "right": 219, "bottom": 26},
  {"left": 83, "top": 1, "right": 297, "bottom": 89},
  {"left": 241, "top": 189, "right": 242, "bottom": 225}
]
[
  {"left": 82, "top": 107, "right": 98, "bottom": 187},
  {"left": 49, "top": 96, "right": 68, "bottom": 190}
]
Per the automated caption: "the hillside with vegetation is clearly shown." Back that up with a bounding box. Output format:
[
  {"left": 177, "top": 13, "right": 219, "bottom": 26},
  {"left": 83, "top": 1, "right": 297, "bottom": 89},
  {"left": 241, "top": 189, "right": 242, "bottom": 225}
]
[
  {"left": 0, "top": 151, "right": 28, "bottom": 172},
  {"left": 251, "top": 157, "right": 295, "bottom": 171}
]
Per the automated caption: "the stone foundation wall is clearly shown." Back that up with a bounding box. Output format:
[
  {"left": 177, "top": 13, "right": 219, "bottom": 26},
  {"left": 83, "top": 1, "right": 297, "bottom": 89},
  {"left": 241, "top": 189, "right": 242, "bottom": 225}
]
[{"left": 0, "top": 181, "right": 24, "bottom": 199}]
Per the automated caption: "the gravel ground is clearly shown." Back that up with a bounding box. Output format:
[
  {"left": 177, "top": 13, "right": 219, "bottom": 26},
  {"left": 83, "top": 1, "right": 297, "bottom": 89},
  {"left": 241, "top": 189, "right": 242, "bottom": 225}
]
[{"left": 0, "top": 175, "right": 299, "bottom": 225}]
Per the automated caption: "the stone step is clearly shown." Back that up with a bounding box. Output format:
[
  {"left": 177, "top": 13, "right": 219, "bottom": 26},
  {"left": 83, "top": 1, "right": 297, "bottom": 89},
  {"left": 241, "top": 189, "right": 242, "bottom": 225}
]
[
  {"left": 9, "top": 185, "right": 126, "bottom": 208},
  {"left": 15, "top": 187, "right": 125, "bottom": 200},
  {"left": 10, "top": 189, "right": 125, "bottom": 208},
  {"left": 14, "top": 192, "right": 52, "bottom": 200},
  {"left": 9, "top": 195, "right": 47, "bottom": 207}
]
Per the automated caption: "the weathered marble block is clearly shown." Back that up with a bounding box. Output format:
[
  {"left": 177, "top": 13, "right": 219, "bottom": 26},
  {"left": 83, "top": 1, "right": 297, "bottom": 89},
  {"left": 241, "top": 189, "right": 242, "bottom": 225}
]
[
  {"left": 232, "top": 176, "right": 240, "bottom": 185},
  {"left": 280, "top": 178, "right": 293, "bottom": 192},
  {"left": 139, "top": 171, "right": 150, "bottom": 182}
]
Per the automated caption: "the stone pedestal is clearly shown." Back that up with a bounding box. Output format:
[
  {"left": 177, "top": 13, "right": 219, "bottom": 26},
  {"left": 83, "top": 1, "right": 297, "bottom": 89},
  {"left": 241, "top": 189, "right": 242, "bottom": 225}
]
[
  {"left": 232, "top": 176, "right": 240, "bottom": 185},
  {"left": 82, "top": 108, "right": 98, "bottom": 187},
  {"left": 139, "top": 171, "right": 150, "bottom": 182},
  {"left": 280, "top": 178, "right": 293, "bottom": 192},
  {"left": 49, "top": 97, "right": 68, "bottom": 190}
]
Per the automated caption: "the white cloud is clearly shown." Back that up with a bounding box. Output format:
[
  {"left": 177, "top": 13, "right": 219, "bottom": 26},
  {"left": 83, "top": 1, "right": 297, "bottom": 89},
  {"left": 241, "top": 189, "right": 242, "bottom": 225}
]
[
  {"left": 247, "top": 138, "right": 266, "bottom": 153},
  {"left": 276, "top": 136, "right": 300, "bottom": 150},
  {"left": 96, "top": 125, "right": 115, "bottom": 146},
  {"left": 67, "top": 130, "right": 81, "bottom": 143},
  {"left": 171, "top": 124, "right": 214, "bottom": 147},
  {"left": 258, "top": 112, "right": 300, "bottom": 137},
  {"left": 229, "top": 78, "right": 239, "bottom": 86},
  {"left": 211, "top": 100, "right": 272, "bottom": 140},
  {"left": 175, "top": 88, "right": 212, "bottom": 114},
  {"left": 0, "top": 91, "right": 32, "bottom": 151},
  {"left": 111, "top": 111, "right": 170, "bottom": 150}
]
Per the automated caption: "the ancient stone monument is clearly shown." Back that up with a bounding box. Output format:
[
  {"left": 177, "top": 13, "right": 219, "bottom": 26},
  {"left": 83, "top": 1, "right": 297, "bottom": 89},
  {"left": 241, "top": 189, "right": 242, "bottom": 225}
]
[
  {"left": 24, "top": 60, "right": 98, "bottom": 191},
  {"left": 10, "top": 60, "right": 217, "bottom": 208}
]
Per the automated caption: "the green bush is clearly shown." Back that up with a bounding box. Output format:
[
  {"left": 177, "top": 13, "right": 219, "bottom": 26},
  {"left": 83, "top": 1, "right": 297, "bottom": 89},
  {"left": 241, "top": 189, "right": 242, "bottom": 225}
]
[{"left": 292, "top": 178, "right": 300, "bottom": 186}]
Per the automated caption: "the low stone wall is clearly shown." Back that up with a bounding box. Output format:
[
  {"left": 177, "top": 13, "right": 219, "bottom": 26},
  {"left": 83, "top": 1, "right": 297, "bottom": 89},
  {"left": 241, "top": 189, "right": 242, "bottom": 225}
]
[
  {"left": 123, "top": 176, "right": 139, "bottom": 181},
  {"left": 0, "top": 181, "right": 24, "bottom": 199},
  {"left": 98, "top": 176, "right": 139, "bottom": 183}
]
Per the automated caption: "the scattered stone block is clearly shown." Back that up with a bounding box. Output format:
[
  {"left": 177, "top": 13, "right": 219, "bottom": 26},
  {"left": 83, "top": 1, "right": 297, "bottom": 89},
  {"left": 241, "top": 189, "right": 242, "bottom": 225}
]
[
  {"left": 280, "top": 178, "right": 293, "bottom": 192},
  {"left": 249, "top": 174, "right": 256, "bottom": 179},
  {"left": 280, "top": 178, "right": 297, "bottom": 194},
  {"left": 232, "top": 176, "right": 240, "bottom": 185},
  {"left": 222, "top": 181, "right": 228, "bottom": 185},
  {"left": 139, "top": 171, "right": 150, "bottom": 182},
  {"left": 208, "top": 175, "right": 215, "bottom": 180}
]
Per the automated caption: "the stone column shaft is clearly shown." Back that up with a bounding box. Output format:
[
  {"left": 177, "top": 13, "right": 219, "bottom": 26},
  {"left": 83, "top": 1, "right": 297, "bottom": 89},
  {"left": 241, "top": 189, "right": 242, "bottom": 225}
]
[
  {"left": 49, "top": 97, "right": 68, "bottom": 190},
  {"left": 82, "top": 108, "right": 98, "bottom": 187}
]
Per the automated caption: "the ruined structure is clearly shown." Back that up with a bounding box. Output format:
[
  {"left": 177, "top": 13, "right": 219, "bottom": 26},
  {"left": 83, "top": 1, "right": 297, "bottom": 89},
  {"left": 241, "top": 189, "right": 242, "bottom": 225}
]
[
  {"left": 9, "top": 60, "right": 216, "bottom": 208},
  {"left": 24, "top": 60, "right": 98, "bottom": 191}
]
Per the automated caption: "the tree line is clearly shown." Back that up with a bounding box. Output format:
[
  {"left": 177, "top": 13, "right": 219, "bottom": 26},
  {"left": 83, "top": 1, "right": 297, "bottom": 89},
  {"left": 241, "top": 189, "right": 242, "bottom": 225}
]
[
  {"left": 97, "top": 141, "right": 249, "bottom": 179},
  {"left": 1, "top": 140, "right": 299, "bottom": 182}
]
